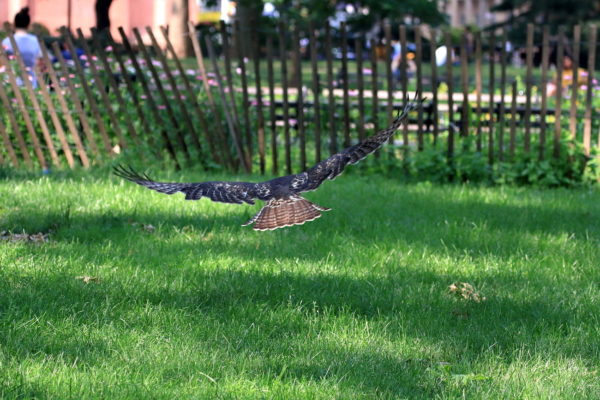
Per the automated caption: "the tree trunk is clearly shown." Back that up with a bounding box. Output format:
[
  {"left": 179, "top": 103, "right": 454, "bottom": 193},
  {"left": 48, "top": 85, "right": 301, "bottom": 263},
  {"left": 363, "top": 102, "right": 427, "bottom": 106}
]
[
  {"left": 95, "top": 0, "right": 113, "bottom": 32},
  {"left": 234, "top": 1, "right": 261, "bottom": 58},
  {"left": 167, "top": 0, "right": 192, "bottom": 58}
]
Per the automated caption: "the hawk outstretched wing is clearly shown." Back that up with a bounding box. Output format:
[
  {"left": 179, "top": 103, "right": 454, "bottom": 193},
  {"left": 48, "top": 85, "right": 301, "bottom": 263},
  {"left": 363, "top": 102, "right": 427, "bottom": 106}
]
[
  {"left": 113, "top": 165, "right": 268, "bottom": 204},
  {"left": 115, "top": 95, "right": 422, "bottom": 230}
]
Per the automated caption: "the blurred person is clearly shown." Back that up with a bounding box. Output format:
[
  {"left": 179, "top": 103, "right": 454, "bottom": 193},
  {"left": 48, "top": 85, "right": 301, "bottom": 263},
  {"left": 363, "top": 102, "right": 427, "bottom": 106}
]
[
  {"left": 1, "top": 7, "right": 43, "bottom": 88},
  {"left": 546, "top": 54, "right": 587, "bottom": 97}
]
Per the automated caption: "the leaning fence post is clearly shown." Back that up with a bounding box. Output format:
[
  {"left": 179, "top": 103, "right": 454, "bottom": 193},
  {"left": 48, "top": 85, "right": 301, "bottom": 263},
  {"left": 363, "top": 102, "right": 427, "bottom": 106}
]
[
  {"left": 37, "top": 39, "right": 92, "bottom": 166},
  {"left": 6, "top": 35, "right": 61, "bottom": 167},
  {"left": 553, "top": 26, "right": 565, "bottom": 159},
  {"left": 524, "top": 23, "right": 534, "bottom": 154},
  {"left": 584, "top": 25, "right": 597, "bottom": 156},
  {"left": 0, "top": 49, "right": 47, "bottom": 169},
  {"left": 0, "top": 117, "right": 19, "bottom": 168},
  {"left": 0, "top": 66, "right": 33, "bottom": 168}
]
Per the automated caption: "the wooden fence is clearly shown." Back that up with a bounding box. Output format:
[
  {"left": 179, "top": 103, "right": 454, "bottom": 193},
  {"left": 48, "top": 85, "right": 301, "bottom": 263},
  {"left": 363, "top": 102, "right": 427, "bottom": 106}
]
[{"left": 0, "top": 22, "right": 599, "bottom": 174}]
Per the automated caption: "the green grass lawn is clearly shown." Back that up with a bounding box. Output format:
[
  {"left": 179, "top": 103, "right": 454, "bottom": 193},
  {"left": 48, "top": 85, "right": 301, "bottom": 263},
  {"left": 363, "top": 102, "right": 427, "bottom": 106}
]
[{"left": 0, "top": 168, "right": 599, "bottom": 399}]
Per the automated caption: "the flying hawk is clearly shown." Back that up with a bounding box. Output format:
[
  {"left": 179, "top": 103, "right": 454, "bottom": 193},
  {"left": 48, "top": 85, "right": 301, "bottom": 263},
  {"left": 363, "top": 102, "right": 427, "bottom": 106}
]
[{"left": 114, "top": 97, "right": 421, "bottom": 231}]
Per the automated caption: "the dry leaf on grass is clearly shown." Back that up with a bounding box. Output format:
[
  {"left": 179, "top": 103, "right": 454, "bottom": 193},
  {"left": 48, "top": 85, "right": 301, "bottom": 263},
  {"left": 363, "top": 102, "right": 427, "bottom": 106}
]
[
  {"left": 448, "top": 282, "right": 486, "bottom": 302},
  {"left": 128, "top": 222, "right": 156, "bottom": 233},
  {"left": 0, "top": 230, "right": 49, "bottom": 243},
  {"left": 75, "top": 275, "right": 100, "bottom": 284}
]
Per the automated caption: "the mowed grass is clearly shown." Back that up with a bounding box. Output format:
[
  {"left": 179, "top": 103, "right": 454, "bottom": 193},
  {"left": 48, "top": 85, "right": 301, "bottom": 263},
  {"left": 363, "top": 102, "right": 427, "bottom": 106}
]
[{"left": 0, "top": 168, "right": 599, "bottom": 399}]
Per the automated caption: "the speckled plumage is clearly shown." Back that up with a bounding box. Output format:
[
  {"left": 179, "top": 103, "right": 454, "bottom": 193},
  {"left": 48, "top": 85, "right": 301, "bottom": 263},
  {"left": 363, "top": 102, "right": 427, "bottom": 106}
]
[{"left": 114, "top": 97, "right": 421, "bottom": 230}]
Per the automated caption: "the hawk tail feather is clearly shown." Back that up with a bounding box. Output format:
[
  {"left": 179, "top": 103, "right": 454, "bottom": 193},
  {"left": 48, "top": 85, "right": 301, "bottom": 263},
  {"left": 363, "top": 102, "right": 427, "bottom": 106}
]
[{"left": 242, "top": 195, "right": 330, "bottom": 231}]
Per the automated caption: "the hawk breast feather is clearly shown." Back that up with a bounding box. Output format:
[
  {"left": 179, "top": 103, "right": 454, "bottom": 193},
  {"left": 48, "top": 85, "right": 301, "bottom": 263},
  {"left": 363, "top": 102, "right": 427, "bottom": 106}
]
[{"left": 114, "top": 95, "right": 421, "bottom": 230}]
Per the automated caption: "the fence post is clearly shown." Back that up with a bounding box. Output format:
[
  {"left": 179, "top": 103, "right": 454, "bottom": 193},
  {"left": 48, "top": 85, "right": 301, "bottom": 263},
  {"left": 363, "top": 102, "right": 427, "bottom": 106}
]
[
  {"left": 355, "top": 34, "right": 365, "bottom": 142},
  {"left": 145, "top": 27, "right": 204, "bottom": 160},
  {"left": 233, "top": 21, "right": 253, "bottom": 172},
  {"left": 266, "top": 36, "right": 278, "bottom": 174},
  {"left": 131, "top": 27, "right": 192, "bottom": 164},
  {"left": 445, "top": 30, "right": 454, "bottom": 159},
  {"left": 460, "top": 29, "right": 469, "bottom": 140},
  {"left": 498, "top": 29, "right": 508, "bottom": 162},
  {"left": 309, "top": 22, "right": 323, "bottom": 161},
  {"left": 0, "top": 49, "right": 47, "bottom": 169},
  {"left": 6, "top": 35, "right": 61, "bottom": 167},
  {"left": 554, "top": 26, "right": 565, "bottom": 159},
  {"left": 430, "top": 28, "right": 439, "bottom": 145},
  {"left": 37, "top": 40, "right": 92, "bottom": 166},
  {"left": 415, "top": 26, "right": 424, "bottom": 150},
  {"left": 204, "top": 36, "right": 250, "bottom": 173},
  {"left": 475, "top": 31, "right": 482, "bottom": 152},
  {"left": 488, "top": 31, "right": 496, "bottom": 165},
  {"left": 293, "top": 24, "right": 306, "bottom": 171},
  {"left": 324, "top": 23, "right": 337, "bottom": 155},
  {"left": 116, "top": 27, "right": 181, "bottom": 169},
  {"left": 524, "top": 23, "right": 534, "bottom": 154},
  {"left": 252, "top": 27, "right": 266, "bottom": 174},
  {"left": 0, "top": 63, "right": 33, "bottom": 168},
  {"left": 539, "top": 26, "right": 550, "bottom": 160},
  {"left": 0, "top": 118, "right": 19, "bottom": 168},
  {"left": 569, "top": 25, "right": 581, "bottom": 139},
  {"left": 584, "top": 25, "right": 597, "bottom": 156}
]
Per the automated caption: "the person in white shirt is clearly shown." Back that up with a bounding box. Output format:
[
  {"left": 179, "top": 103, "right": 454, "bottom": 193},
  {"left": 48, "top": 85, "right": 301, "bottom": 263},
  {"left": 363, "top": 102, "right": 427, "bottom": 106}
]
[{"left": 1, "top": 7, "right": 42, "bottom": 88}]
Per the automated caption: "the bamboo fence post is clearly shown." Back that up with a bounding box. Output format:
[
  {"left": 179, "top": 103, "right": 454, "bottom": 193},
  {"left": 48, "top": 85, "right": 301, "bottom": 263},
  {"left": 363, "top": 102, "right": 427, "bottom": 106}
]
[
  {"left": 37, "top": 40, "right": 91, "bottom": 165},
  {"left": 430, "top": 29, "right": 439, "bottom": 144},
  {"left": 584, "top": 25, "right": 597, "bottom": 156},
  {"left": 85, "top": 29, "right": 140, "bottom": 146},
  {"left": 293, "top": 25, "right": 306, "bottom": 171},
  {"left": 145, "top": 27, "right": 203, "bottom": 158},
  {"left": 0, "top": 49, "right": 47, "bottom": 169},
  {"left": 445, "top": 30, "right": 454, "bottom": 158},
  {"left": 524, "top": 23, "right": 534, "bottom": 154},
  {"left": 278, "top": 22, "right": 292, "bottom": 174},
  {"left": 415, "top": 26, "right": 423, "bottom": 150},
  {"left": 509, "top": 80, "right": 517, "bottom": 158},
  {"left": 220, "top": 20, "right": 242, "bottom": 137},
  {"left": 234, "top": 21, "right": 253, "bottom": 171},
  {"left": 475, "top": 31, "right": 482, "bottom": 151},
  {"left": 131, "top": 27, "right": 192, "bottom": 163},
  {"left": 104, "top": 31, "right": 153, "bottom": 144},
  {"left": 6, "top": 35, "right": 61, "bottom": 167},
  {"left": 488, "top": 31, "right": 496, "bottom": 164},
  {"left": 58, "top": 36, "right": 110, "bottom": 156},
  {"left": 0, "top": 117, "right": 19, "bottom": 167},
  {"left": 0, "top": 65, "right": 33, "bottom": 167},
  {"left": 309, "top": 22, "right": 322, "bottom": 162},
  {"left": 65, "top": 32, "right": 128, "bottom": 150},
  {"left": 160, "top": 26, "right": 222, "bottom": 160},
  {"left": 116, "top": 27, "right": 180, "bottom": 168},
  {"left": 400, "top": 25, "right": 409, "bottom": 145},
  {"left": 33, "top": 64, "right": 75, "bottom": 168},
  {"left": 186, "top": 23, "right": 232, "bottom": 168},
  {"left": 341, "top": 22, "right": 351, "bottom": 148},
  {"left": 370, "top": 38, "right": 379, "bottom": 154},
  {"left": 498, "top": 29, "right": 508, "bottom": 161},
  {"left": 252, "top": 28, "right": 266, "bottom": 174},
  {"left": 384, "top": 23, "right": 393, "bottom": 128},
  {"left": 325, "top": 23, "right": 336, "bottom": 155},
  {"left": 266, "top": 36, "right": 278, "bottom": 174},
  {"left": 539, "top": 26, "right": 550, "bottom": 160},
  {"left": 460, "top": 30, "right": 469, "bottom": 139},
  {"left": 569, "top": 25, "right": 581, "bottom": 138},
  {"left": 355, "top": 34, "right": 365, "bottom": 142},
  {"left": 204, "top": 36, "right": 250, "bottom": 173},
  {"left": 554, "top": 26, "right": 565, "bottom": 159}
]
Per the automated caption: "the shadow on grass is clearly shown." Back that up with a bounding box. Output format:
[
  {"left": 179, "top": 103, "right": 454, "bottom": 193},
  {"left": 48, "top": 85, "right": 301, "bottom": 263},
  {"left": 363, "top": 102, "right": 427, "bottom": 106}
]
[
  {"left": 1, "top": 263, "right": 596, "bottom": 397},
  {"left": 2, "top": 176, "right": 599, "bottom": 396}
]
